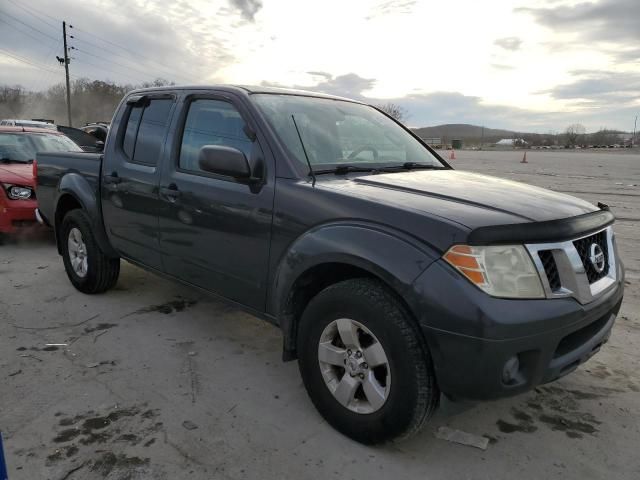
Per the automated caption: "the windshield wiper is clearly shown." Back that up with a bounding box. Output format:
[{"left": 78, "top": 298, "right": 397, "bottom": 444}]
[
  {"left": 314, "top": 165, "right": 379, "bottom": 175},
  {"left": 377, "top": 162, "right": 446, "bottom": 172}
]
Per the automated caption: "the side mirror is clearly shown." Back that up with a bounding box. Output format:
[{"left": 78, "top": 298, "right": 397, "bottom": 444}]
[{"left": 198, "top": 145, "right": 252, "bottom": 180}]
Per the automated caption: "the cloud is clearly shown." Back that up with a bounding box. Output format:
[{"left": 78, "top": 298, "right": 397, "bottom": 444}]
[
  {"left": 228, "top": 0, "right": 262, "bottom": 21},
  {"left": 304, "top": 73, "right": 376, "bottom": 99},
  {"left": 0, "top": 0, "right": 241, "bottom": 88},
  {"left": 614, "top": 48, "right": 640, "bottom": 63},
  {"left": 494, "top": 37, "right": 522, "bottom": 51},
  {"left": 490, "top": 63, "right": 515, "bottom": 71},
  {"left": 516, "top": 0, "right": 640, "bottom": 48},
  {"left": 306, "top": 71, "right": 333, "bottom": 80},
  {"left": 540, "top": 70, "right": 640, "bottom": 106},
  {"left": 271, "top": 72, "right": 637, "bottom": 132},
  {"left": 365, "top": 0, "right": 417, "bottom": 20}
]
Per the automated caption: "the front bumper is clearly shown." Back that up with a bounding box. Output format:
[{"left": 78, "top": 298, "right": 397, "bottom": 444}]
[
  {"left": 411, "top": 258, "right": 625, "bottom": 400},
  {"left": 0, "top": 197, "right": 38, "bottom": 233}
]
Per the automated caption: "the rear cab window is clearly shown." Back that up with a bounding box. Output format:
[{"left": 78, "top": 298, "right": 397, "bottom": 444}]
[{"left": 121, "top": 98, "right": 174, "bottom": 166}]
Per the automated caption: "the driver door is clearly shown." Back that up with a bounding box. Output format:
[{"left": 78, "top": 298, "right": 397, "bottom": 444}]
[{"left": 158, "top": 95, "right": 274, "bottom": 310}]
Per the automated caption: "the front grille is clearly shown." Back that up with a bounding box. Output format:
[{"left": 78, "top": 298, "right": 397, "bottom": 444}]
[
  {"left": 538, "top": 250, "right": 561, "bottom": 291},
  {"left": 573, "top": 231, "right": 609, "bottom": 283}
]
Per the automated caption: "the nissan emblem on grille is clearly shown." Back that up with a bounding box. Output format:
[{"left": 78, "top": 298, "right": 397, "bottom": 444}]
[{"left": 589, "top": 243, "right": 606, "bottom": 273}]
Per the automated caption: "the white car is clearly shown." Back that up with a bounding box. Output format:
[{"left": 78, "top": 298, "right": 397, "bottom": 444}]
[{"left": 0, "top": 119, "right": 57, "bottom": 130}]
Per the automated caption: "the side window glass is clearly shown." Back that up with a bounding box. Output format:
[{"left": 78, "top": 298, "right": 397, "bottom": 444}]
[
  {"left": 132, "top": 99, "right": 173, "bottom": 165},
  {"left": 122, "top": 105, "right": 142, "bottom": 159},
  {"left": 179, "top": 99, "right": 253, "bottom": 173}
]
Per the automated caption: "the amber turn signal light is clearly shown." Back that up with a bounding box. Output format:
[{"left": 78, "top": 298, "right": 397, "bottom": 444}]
[{"left": 443, "top": 245, "right": 487, "bottom": 286}]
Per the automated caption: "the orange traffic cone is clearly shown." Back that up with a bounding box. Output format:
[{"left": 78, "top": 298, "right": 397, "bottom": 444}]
[
  {"left": 521, "top": 151, "right": 528, "bottom": 163},
  {"left": 449, "top": 149, "right": 456, "bottom": 160}
]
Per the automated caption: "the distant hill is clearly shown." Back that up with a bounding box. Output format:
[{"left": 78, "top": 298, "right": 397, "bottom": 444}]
[
  {"left": 411, "top": 124, "right": 515, "bottom": 140},
  {"left": 410, "top": 123, "right": 634, "bottom": 147}
]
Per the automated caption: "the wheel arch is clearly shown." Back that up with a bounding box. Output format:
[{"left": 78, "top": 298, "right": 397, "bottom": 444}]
[
  {"left": 54, "top": 173, "right": 117, "bottom": 257},
  {"left": 271, "top": 222, "right": 440, "bottom": 360}
]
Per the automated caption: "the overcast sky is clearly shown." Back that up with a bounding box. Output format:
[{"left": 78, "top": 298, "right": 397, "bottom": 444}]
[{"left": 1, "top": 0, "right": 638, "bottom": 132}]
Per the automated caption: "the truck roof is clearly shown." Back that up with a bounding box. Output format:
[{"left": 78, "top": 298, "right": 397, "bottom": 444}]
[{"left": 126, "top": 84, "right": 362, "bottom": 103}]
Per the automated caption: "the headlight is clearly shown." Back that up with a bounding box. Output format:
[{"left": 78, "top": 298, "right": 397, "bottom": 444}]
[
  {"left": 443, "top": 244, "right": 544, "bottom": 298},
  {"left": 3, "top": 184, "right": 33, "bottom": 200}
]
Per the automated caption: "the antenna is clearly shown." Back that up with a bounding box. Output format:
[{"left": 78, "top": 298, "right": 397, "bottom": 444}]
[{"left": 291, "top": 115, "right": 316, "bottom": 186}]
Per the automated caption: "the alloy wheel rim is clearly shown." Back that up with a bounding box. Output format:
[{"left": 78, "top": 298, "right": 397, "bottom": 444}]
[
  {"left": 67, "top": 227, "right": 88, "bottom": 278},
  {"left": 318, "top": 318, "right": 391, "bottom": 414}
]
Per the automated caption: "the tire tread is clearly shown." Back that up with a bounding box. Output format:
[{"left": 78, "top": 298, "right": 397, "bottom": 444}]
[
  {"left": 61, "top": 209, "right": 119, "bottom": 294},
  {"left": 298, "top": 277, "right": 439, "bottom": 443}
]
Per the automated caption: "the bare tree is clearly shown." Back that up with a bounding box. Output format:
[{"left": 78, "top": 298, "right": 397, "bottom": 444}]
[
  {"left": 376, "top": 102, "right": 408, "bottom": 122},
  {"left": 0, "top": 85, "right": 25, "bottom": 117},
  {"left": 565, "top": 123, "right": 586, "bottom": 147},
  {"left": 589, "top": 128, "right": 620, "bottom": 146}
]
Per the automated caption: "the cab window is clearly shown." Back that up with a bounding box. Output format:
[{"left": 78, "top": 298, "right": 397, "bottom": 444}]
[{"left": 178, "top": 99, "right": 253, "bottom": 173}]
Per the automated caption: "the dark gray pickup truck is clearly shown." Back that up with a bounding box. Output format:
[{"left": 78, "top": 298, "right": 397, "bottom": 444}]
[{"left": 35, "top": 85, "right": 624, "bottom": 443}]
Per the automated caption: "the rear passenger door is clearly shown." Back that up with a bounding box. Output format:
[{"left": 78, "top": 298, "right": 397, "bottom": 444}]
[
  {"left": 158, "top": 94, "right": 274, "bottom": 310},
  {"left": 101, "top": 95, "right": 175, "bottom": 270}
]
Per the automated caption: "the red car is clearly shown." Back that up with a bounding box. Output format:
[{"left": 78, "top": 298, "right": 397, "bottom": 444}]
[{"left": 0, "top": 126, "right": 82, "bottom": 239}]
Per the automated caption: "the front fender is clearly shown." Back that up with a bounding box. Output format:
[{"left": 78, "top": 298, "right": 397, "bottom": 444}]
[
  {"left": 270, "top": 221, "right": 441, "bottom": 353},
  {"left": 55, "top": 173, "right": 117, "bottom": 257}
]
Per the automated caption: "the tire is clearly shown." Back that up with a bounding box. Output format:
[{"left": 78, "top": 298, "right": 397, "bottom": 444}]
[
  {"left": 297, "top": 278, "right": 439, "bottom": 444},
  {"left": 61, "top": 209, "right": 120, "bottom": 294}
]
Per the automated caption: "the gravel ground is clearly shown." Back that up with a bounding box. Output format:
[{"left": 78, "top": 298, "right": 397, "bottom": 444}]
[{"left": 1, "top": 149, "right": 639, "bottom": 480}]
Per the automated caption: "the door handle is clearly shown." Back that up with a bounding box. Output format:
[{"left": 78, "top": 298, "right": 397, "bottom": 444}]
[
  {"left": 104, "top": 172, "right": 122, "bottom": 184},
  {"left": 160, "top": 184, "right": 181, "bottom": 201}
]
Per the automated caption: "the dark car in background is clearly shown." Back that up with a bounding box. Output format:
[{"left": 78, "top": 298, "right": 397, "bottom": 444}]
[
  {"left": 80, "top": 122, "right": 109, "bottom": 143},
  {"left": 0, "top": 126, "right": 82, "bottom": 240},
  {"left": 57, "top": 125, "right": 105, "bottom": 152}
]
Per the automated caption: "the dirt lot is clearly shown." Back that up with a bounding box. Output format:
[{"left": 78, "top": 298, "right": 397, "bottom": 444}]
[{"left": 1, "top": 149, "right": 639, "bottom": 480}]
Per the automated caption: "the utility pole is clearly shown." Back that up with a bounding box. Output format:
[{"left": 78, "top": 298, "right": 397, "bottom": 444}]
[
  {"left": 62, "top": 21, "right": 72, "bottom": 127},
  {"left": 634, "top": 115, "right": 637, "bottom": 148}
]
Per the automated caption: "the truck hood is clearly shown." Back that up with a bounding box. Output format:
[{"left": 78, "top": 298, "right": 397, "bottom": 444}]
[
  {"left": 0, "top": 163, "right": 35, "bottom": 186},
  {"left": 348, "top": 169, "right": 596, "bottom": 228}
]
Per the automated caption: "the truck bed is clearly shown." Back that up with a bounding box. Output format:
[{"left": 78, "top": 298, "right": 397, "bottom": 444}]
[{"left": 36, "top": 151, "right": 102, "bottom": 226}]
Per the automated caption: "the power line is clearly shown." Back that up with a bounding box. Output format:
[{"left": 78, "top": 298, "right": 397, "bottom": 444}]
[
  {"left": 71, "top": 53, "right": 149, "bottom": 84},
  {"left": 70, "top": 33, "right": 192, "bottom": 83},
  {"left": 72, "top": 47, "right": 170, "bottom": 83},
  {"left": 5, "top": 0, "right": 193, "bottom": 83},
  {"left": 0, "top": 17, "right": 51, "bottom": 44},
  {"left": 1, "top": 10, "right": 58, "bottom": 42},
  {"left": 0, "top": 48, "right": 65, "bottom": 75},
  {"left": 31, "top": 52, "right": 64, "bottom": 93},
  {"left": 5, "top": 0, "right": 60, "bottom": 31},
  {"left": 71, "top": 29, "right": 193, "bottom": 83},
  {"left": 5, "top": 0, "right": 60, "bottom": 29}
]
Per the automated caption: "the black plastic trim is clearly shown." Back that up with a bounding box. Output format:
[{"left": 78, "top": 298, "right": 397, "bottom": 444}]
[{"left": 467, "top": 209, "right": 615, "bottom": 245}]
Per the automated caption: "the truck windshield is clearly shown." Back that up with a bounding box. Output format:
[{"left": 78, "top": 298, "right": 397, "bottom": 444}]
[
  {"left": 253, "top": 94, "right": 444, "bottom": 171},
  {"left": 0, "top": 132, "right": 82, "bottom": 163}
]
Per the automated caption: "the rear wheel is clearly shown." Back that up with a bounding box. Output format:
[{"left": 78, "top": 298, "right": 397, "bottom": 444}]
[
  {"left": 297, "top": 278, "right": 439, "bottom": 444},
  {"left": 61, "top": 209, "right": 119, "bottom": 293}
]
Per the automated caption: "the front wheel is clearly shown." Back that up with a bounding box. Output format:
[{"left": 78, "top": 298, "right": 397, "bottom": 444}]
[
  {"left": 297, "top": 278, "right": 439, "bottom": 444},
  {"left": 61, "top": 209, "right": 120, "bottom": 294}
]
